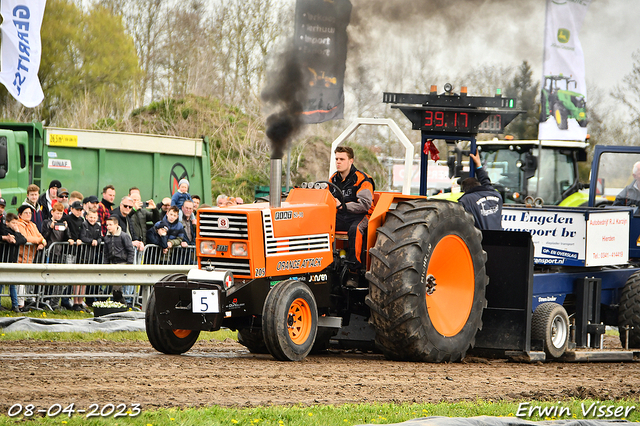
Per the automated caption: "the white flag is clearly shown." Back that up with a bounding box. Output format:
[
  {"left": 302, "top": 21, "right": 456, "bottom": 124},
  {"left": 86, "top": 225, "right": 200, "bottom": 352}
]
[
  {"left": 538, "top": 0, "right": 590, "bottom": 141},
  {"left": 0, "top": 0, "right": 46, "bottom": 108}
]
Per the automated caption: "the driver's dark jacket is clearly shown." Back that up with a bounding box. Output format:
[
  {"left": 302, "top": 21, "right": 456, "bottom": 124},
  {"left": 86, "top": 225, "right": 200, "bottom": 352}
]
[
  {"left": 459, "top": 166, "right": 503, "bottom": 230},
  {"left": 330, "top": 165, "right": 375, "bottom": 224},
  {"left": 613, "top": 182, "right": 640, "bottom": 206}
]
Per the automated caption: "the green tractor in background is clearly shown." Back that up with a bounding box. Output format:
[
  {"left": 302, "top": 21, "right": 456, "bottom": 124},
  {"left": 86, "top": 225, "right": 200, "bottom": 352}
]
[{"left": 540, "top": 74, "right": 588, "bottom": 130}]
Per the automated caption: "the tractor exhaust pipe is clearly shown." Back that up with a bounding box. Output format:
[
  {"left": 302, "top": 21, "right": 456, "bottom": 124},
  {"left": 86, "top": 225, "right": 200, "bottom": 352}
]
[{"left": 270, "top": 158, "right": 282, "bottom": 208}]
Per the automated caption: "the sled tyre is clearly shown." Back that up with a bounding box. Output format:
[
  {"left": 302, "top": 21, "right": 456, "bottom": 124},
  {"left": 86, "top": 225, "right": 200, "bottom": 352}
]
[{"left": 531, "top": 302, "right": 569, "bottom": 359}]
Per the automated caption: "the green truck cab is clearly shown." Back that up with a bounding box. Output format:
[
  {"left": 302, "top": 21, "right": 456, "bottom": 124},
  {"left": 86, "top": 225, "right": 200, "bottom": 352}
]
[
  {"left": 435, "top": 138, "right": 590, "bottom": 206},
  {"left": 0, "top": 122, "right": 211, "bottom": 211}
]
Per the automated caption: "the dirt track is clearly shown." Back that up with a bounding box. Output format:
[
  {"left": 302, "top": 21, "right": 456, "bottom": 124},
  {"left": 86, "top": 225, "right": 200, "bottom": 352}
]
[{"left": 1, "top": 336, "right": 640, "bottom": 415}]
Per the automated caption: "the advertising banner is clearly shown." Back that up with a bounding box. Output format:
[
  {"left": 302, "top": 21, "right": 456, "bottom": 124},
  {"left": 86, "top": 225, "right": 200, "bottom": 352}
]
[
  {"left": 585, "top": 211, "right": 629, "bottom": 267},
  {"left": 0, "top": 0, "right": 46, "bottom": 108},
  {"left": 538, "top": 0, "right": 591, "bottom": 141},
  {"left": 502, "top": 207, "right": 629, "bottom": 267},
  {"left": 393, "top": 162, "right": 450, "bottom": 191},
  {"left": 294, "top": 0, "right": 351, "bottom": 124}
]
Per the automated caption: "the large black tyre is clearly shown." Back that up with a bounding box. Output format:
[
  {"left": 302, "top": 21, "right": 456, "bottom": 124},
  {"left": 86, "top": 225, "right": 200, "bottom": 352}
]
[
  {"left": 262, "top": 280, "right": 318, "bottom": 361},
  {"left": 237, "top": 328, "right": 269, "bottom": 354},
  {"left": 618, "top": 272, "right": 640, "bottom": 349},
  {"left": 365, "top": 200, "right": 488, "bottom": 362},
  {"left": 531, "top": 302, "right": 569, "bottom": 359},
  {"left": 145, "top": 274, "right": 201, "bottom": 354}
]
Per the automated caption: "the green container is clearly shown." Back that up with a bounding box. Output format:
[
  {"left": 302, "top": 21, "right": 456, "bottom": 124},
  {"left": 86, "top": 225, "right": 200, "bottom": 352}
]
[{"left": 0, "top": 123, "right": 212, "bottom": 213}]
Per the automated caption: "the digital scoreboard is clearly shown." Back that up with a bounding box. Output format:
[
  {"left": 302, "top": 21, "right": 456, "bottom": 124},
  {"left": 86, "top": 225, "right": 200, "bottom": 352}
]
[{"left": 383, "top": 87, "right": 522, "bottom": 136}]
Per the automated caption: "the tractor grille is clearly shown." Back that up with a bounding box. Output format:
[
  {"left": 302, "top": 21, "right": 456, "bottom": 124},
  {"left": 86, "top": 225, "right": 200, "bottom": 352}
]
[
  {"left": 199, "top": 212, "right": 248, "bottom": 240},
  {"left": 262, "top": 211, "right": 331, "bottom": 256},
  {"left": 200, "top": 257, "right": 251, "bottom": 276}
]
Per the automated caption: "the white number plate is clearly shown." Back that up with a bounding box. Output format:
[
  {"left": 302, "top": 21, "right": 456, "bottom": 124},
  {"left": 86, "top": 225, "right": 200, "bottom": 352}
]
[{"left": 192, "top": 290, "right": 220, "bottom": 313}]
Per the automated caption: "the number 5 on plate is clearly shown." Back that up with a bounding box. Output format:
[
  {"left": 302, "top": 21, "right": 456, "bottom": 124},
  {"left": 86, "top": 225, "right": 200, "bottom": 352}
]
[{"left": 192, "top": 290, "right": 220, "bottom": 313}]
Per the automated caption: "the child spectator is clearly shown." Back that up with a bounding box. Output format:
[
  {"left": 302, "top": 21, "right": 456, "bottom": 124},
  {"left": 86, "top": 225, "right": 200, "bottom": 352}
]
[
  {"left": 171, "top": 179, "right": 192, "bottom": 209},
  {"left": 147, "top": 206, "right": 187, "bottom": 254},
  {"left": 1, "top": 213, "right": 26, "bottom": 312},
  {"left": 41, "top": 202, "right": 72, "bottom": 310},
  {"left": 81, "top": 210, "right": 104, "bottom": 307},
  {"left": 42, "top": 202, "right": 70, "bottom": 262},
  {"left": 80, "top": 210, "right": 103, "bottom": 251},
  {"left": 104, "top": 216, "right": 135, "bottom": 304},
  {"left": 64, "top": 201, "right": 85, "bottom": 246},
  {"left": 22, "top": 184, "right": 44, "bottom": 232}
]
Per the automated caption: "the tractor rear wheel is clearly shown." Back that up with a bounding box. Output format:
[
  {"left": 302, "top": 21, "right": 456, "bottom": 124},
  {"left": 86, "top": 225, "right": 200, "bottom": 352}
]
[
  {"left": 145, "top": 274, "right": 201, "bottom": 354},
  {"left": 365, "top": 200, "right": 488, "bottom": 362},
  {"left": 262, "top": 280, "right": 318, "bottom": 361},
  {"left": 531, "top": 302, "right": 569, "bottom": 359},
  {"left": 237, "top": 328, "right": 269, "bottom": 354},
  {"left": 618, "top": 272, "right": 640, "bottom": 349}
]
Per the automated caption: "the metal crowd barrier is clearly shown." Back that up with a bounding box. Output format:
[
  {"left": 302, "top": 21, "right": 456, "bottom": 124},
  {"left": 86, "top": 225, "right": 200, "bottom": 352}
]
[
  {"left": 0, "top": 242, "right": 196, "bottom": 311},
  {"left": 140, "top": 244, "right": 196, "bottom": 265}
]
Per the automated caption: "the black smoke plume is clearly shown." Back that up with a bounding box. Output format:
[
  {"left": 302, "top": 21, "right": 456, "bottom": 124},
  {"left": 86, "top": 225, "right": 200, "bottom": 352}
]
[{"left": 261, "top": 45, "right": 308, "bottom": 159}]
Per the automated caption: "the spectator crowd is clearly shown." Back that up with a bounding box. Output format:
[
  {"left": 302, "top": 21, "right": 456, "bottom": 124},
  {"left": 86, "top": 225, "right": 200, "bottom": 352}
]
[{"left": 0, "top": 179, "right": 207, "bottom": 313}]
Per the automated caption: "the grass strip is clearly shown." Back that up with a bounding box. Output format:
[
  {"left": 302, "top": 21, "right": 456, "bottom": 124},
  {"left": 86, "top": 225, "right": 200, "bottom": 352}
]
[{"left": 0, "top": 400, "right": 638, "bottom": 426}]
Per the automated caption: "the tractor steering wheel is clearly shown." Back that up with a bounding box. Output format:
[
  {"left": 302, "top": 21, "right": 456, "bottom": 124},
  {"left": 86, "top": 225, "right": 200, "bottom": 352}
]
[{"left": 316, "top": 181, "right": 347, "bottom": 211}]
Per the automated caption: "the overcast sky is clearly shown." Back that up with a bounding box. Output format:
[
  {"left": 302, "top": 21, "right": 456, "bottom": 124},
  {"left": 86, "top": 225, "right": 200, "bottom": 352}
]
[{"left": 342, "top": 0, "right": 639, "bottom": 97}]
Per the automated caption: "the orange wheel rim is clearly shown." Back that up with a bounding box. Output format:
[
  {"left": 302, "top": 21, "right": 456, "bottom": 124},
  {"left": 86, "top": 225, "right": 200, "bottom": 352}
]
[
  {"left": 426, "top": 235, "right": 474, "bottom": 337},
  {"left": 287, "top": 298, "right": 312, "bottom": 344},
  {"left": 173, "top": 329, "right": 191, "bottom": 338}
]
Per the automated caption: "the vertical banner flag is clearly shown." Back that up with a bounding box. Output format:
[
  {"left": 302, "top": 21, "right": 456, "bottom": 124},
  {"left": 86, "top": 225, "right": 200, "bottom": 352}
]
[
  {"left": 295, "top": 0, "right": 351, "bottom": 124},
  {"left": 0, "top": 0, "right": 46, "bottom": 108},
  {"left": 538, "top": 0, "right": 591, "bottom": 141}
]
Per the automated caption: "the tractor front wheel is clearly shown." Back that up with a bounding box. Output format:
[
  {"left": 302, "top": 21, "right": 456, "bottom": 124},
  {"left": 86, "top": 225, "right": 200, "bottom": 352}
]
[
  {"left": 145, "top": 276, "right": 200, "bottom": 354},
  {"left": 619, "top": 272, "right": 640, "bottom": 349},
  {"left": 365, "top": 200, "right": 488, "bottom": 362},
  {"left": 262, "top": 280, "right": 318, "bottom": 361},
  {"left": 531, "top": 302, "right": 569, "bottom": 359}
]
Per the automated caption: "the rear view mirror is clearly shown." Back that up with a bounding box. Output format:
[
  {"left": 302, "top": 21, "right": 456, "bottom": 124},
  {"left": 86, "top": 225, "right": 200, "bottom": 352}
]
[{"left": 0, "top": 136, "right": 7, "bottom": 179}]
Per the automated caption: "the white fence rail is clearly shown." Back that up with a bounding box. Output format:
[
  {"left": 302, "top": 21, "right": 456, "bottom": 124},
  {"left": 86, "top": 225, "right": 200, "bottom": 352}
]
[{"left": 0, "top": 264, "right": 192, "bottom": 310}]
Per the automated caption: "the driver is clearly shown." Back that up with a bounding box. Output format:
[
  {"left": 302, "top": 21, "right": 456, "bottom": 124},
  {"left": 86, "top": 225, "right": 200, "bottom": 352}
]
[
  {"left": 330, "top": 146, "right": 375, "bottom": 285},
  {"left": 613, "top": 162, "right": 640, "bottom": 206}
]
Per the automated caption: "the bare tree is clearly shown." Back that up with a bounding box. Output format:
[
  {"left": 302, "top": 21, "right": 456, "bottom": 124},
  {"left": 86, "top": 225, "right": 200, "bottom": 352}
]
[{"left": 613, "top": 49, "right": 640, "bottom": 129}]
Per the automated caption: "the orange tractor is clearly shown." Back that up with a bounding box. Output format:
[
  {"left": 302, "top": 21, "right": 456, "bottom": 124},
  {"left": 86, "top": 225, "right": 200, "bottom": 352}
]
[{"left": 146, "top": 87, "right": 522, "bottom": 362}]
